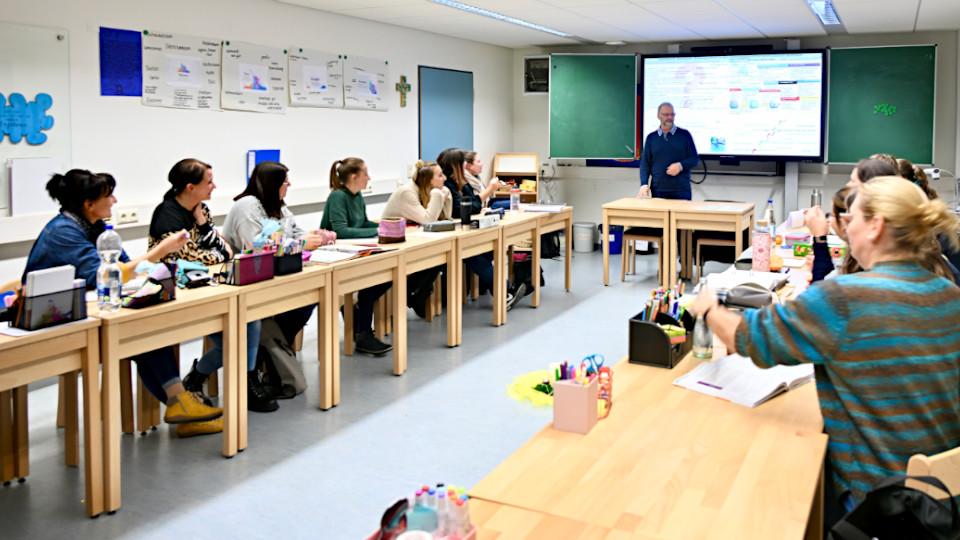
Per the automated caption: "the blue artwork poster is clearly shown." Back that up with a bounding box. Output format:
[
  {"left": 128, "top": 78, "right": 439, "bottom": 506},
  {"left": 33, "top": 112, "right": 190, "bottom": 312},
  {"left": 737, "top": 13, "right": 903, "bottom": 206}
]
[
  {"left": 0, "top": 93, "right": 54, "bottom": 144},
  {"left": 99, "top": 27, "right": 142, "bottom": 96}
]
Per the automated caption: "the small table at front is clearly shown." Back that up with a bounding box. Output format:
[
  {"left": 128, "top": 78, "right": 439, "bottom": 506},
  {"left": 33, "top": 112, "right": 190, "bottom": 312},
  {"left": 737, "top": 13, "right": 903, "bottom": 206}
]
[
  {"left": 601, "top": 198, "right": 674, "bottom": 286},
  {"left": 96, "top": 285, "right": 240, "bottom": 514},
  {"left": 669, "top": 200, "right": 755, "bottom": 289},
  {"left": 470, "top": 353, "right": 828, "bottom": 539},
  {"left": 0, "top": 318, "right": 103, "bottom": 517},
  {"left": 232, "top": 263, "right": 332, "bottom": 448}
]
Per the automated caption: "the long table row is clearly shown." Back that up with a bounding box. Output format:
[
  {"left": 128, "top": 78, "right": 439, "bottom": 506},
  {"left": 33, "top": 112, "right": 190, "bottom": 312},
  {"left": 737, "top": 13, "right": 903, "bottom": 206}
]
[{"left": 0, "top": 207, "right": 572, "bottom": 518}]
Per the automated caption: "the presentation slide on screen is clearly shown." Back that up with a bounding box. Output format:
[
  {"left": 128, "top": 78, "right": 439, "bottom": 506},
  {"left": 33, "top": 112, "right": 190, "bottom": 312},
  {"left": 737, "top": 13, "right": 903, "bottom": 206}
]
[{"left": 641, "top": 52, "right": 824, "bottom": 158}]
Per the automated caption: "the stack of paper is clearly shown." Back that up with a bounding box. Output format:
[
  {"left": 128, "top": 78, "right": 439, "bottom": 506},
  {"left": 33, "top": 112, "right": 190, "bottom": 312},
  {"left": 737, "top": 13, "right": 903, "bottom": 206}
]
[{"left": 672, "top": 354, "right": 814, "bottom": 408}]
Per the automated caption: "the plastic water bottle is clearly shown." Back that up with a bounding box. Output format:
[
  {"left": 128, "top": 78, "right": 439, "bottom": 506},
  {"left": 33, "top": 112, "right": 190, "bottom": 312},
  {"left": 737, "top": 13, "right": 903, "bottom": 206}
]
[
  {"left": 764, "top": 199, "right": 776, "bottom": 240},
  {"left": 96, "top": 225, "right": 123, "bottom": 312},
  {"left": 510, "top": 186, "right": 520, "bottom": 212},
  {"left": 693, "top": 278, "right": 713, "bottom": 359},
  {"left": 751, "top": 219, "right": 772, "bottom": 272}
]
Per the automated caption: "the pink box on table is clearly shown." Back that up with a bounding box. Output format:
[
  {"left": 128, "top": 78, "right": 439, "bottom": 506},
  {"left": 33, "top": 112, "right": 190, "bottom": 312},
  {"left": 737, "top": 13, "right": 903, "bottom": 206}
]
[{"left": 552, "top": 377, "right": 599, "bottom": 434}]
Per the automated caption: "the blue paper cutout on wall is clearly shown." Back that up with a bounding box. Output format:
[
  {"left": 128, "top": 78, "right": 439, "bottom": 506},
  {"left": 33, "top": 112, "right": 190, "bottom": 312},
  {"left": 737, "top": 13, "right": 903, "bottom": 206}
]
[{"left": 1, "top": 93, "right": 55, "bottom": 144}]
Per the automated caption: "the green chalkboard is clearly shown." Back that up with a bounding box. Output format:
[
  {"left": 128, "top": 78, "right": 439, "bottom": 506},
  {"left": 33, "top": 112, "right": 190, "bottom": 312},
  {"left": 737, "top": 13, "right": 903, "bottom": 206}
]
[
  {"left": 549, "top": 54, "right": 636, "bottom": 159},
  {"left": 828, "top": 46, "right": 935, "bottom": 164}
]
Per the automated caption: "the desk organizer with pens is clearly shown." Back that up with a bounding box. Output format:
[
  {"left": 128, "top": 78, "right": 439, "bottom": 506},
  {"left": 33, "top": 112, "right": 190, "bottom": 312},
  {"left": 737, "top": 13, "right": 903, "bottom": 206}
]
[
  {"left": 13, "top": 287, "right": 87, "bottom": 331},
  {"left": 273, "top": 253, "right": 303, "bottom": 276},
  {"left": 628, "top": 310, "right": 695, "bottom": 369},
  {"left": 553, "top": 376, "right": 599, "bottom": 434}
]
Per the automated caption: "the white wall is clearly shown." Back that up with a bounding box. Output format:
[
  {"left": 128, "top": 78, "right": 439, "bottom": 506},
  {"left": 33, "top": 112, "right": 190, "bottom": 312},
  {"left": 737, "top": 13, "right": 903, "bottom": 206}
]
[
  {"left": 514, "top": 31, "right": 960, "bottom": 226},
  {"left": 0, "top": 0, "right": 514, "bottom": 279}
]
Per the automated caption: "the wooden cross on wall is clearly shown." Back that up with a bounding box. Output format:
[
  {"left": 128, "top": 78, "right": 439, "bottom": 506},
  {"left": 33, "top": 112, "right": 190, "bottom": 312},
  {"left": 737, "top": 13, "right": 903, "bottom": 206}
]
[{"left": 396, "top": 75, "right": 412, "bottom": 107}]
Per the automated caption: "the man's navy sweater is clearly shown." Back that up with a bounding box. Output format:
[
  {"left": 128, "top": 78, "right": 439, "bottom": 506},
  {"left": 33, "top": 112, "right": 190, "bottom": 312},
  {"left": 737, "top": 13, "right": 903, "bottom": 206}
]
[{"left": 638, "top": 127, "right": 700, "bottom": 198}]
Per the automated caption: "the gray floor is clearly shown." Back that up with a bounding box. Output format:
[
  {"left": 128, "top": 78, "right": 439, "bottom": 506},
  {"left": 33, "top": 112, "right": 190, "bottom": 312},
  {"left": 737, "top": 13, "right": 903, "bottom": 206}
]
[{"left": 1, "top": 245, "right": 709, "bottom": 539}]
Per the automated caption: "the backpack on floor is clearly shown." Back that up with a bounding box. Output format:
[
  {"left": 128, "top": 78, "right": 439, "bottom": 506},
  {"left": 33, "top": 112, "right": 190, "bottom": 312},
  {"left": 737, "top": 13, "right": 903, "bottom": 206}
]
[
  {"left": 257, "top": 317, "right": 307, "bottom": 398},
  {"left": 829, "top": 475, "right": 960, "bottom": 540},
  {"left": 541, "top": 231, "right": 561, "bottom": 259}
]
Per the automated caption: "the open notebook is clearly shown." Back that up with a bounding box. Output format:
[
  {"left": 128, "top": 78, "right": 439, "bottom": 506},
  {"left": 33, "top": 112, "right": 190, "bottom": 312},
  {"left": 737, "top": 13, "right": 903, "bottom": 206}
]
[
  {"left": 706, "top": 267, "right": 789, "bottom": 293},
  {"left": 309, "top": 244, "right": 395, "bottom": 264},
  {"left": 672, "top": 354, "right": 814, "bottom": 408}
]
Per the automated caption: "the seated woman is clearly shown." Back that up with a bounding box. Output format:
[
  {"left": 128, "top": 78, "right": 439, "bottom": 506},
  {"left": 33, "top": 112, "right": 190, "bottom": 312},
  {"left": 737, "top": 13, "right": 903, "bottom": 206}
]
[
  {"left": 438, "top": 148, "right": 524, "bottom": 311},
  {"left": 462, "top": 151, "right": 502, "bottom": 208},
  {"left": 148, "top": 158, "right": 277, "bottom": 413},
  {"left": 221, "top": 160, "right": 329, "bottom": 344},
  {"left": 320, "top": 158, "right": 392, "bottom": 355},
  {"left": 381, "top": 160, "right": 451, "bottom": 317},
  {"left": 846, "top": 156, "right": 896, "bottom": 187},
  {"left": 692, "top": 176, "right": 960, "bottom": 525},
  {"left": 24, "top": 169, "right": 222, "bottom": 437}
]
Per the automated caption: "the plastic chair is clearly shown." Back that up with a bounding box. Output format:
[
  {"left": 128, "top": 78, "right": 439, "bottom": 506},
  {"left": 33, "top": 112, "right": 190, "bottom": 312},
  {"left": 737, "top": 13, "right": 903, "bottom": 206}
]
[
  {"left": 906, "top": 446, "right": 960, "bottom": 499},
  {"left": 621, "top": 227, "right": 663, "bottom": 281}
]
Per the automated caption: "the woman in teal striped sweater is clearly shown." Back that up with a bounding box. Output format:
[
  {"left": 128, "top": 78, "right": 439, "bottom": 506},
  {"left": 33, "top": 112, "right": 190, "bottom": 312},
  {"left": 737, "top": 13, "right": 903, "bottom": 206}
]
[{"left": 691, "top": 176, "right": 960, "bottom": 524}]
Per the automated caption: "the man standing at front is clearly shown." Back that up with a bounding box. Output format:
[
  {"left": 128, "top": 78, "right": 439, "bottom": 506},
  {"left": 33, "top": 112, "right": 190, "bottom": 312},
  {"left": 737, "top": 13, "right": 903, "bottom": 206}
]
[{"left": 637, "top": 102, "right": 700, "bottom": 200}]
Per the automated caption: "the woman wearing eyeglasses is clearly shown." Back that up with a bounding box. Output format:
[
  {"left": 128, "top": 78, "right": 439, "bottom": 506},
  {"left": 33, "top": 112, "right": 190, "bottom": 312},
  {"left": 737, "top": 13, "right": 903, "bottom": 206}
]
[{"left": 692, "top": 176, "right": 960, "bottom": 526}]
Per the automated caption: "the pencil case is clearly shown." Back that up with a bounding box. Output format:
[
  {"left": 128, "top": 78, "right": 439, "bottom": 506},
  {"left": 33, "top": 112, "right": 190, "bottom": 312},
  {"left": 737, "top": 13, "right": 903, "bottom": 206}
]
[
  {"left": 628, "top": 311, "right": 694, "bottom": 369},
  {"left": 231, "top": 250, "right": 276, "bottom": 285},
  {"left": 274, "top": 253, "right": 303, "bottom": 276},
  {"left": 13, "top": 286, "right": 87, "bottom": 331}
]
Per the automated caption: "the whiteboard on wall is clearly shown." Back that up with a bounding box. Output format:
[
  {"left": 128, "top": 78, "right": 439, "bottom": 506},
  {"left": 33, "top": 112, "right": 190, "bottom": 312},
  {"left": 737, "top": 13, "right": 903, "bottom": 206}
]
[
  {"left": 288, "top": 48, "right": 343, "bottom": 108},
  {"left": 221, "top": 41, "right": 287, "bottom": 114},
  {"left": 141, "top": 29, "right": 222, "bottom": 111},
  {"left": 343, "top": 56, "right": 389, "bottom": 111},
  {"left": 0, "top": 22, "right": 72, "bottom": 216}
]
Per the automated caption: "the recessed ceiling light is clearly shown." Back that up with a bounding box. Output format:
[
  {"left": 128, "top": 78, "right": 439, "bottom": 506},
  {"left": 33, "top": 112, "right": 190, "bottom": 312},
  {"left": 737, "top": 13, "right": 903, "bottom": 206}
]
[
  {"left": 427, "top": 0, "right": 573, "bottom": 38},
  {"left": 806, "top": 0, "right": 842, "bottom": 25},
  {"left": 606, "top": 41, "right": 627, "bottom": 46}
]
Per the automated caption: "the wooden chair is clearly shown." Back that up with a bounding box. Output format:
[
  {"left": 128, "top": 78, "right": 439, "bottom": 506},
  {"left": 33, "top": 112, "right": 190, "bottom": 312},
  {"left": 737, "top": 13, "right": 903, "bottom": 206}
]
[
  {"left": 692, "top": 200, "right": 751, "bottom": 282},
  {"left": 906, "top": 446, "right": 960, "bottom": 499},
  {"left": 621, "top": 227, "right": 663, "bottom": 282}
]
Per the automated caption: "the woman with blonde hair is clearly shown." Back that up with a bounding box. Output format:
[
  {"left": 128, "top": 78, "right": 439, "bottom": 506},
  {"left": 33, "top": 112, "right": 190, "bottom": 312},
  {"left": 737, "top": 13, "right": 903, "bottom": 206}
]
[
  {"left": 692, "top": 176, "right": 960, "bottom": 526},
  {"left": 382, "top": 160, "right": 451, "bottom": 317}
]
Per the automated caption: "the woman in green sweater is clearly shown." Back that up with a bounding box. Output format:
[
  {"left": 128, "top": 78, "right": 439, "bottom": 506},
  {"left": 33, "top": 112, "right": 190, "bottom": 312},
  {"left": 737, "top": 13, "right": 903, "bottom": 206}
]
[{"left": 320, "top": 158, "right": 392, "bottom": 355}]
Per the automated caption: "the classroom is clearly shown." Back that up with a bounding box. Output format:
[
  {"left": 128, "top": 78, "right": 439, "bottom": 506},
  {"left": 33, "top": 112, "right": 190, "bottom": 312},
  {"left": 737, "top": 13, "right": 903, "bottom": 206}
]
[{"left": 2, "top": 0, "right": 960, "bottom": 538}]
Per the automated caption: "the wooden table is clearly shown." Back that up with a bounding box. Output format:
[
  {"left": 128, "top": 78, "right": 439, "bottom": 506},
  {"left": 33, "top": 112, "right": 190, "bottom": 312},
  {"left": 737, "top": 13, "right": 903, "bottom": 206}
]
[
  {"left": 500, "top": 212, "right": 541, "bottom": 322},
  {"left": 471, "top": 499, "right": 626, "bottom": 540},
  {"left": 0, "top": 318, "right": 103, "bottom": 517},
  {"left": 535, "top": 206, "right": 574, "bottom": 293},
  {"left": 323, "top": 249, "right": 404, "bottom": 410},
  {"left": 397, "top": 234, "right": 458, "bottom": 347},
  {"left": 233, "top": 263, "right": 332, "bottom": 447},
  {"left": 470, "top": 353, "right": 827, "bottom": 539},
  {"left": 450, "top": 224, "right": 505, "bottom": 330},
  {"left": 95, "top": 285, "right": 239, "bottom": 513},
  {"left": 669, "top": 201, "right": 755, "bottom": 288},
  {"left": 601, "top": 198, "right": 674, "bottom": 286}
]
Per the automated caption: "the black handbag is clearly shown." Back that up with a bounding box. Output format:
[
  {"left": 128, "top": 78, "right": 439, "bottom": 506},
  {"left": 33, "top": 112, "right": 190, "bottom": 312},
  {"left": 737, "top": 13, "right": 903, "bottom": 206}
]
[
  {"left": 829, "top": 475, "right": 960, "bottom": 540},
  {"left": 722, "top": 283, "right": 775, "bottom": 309}
]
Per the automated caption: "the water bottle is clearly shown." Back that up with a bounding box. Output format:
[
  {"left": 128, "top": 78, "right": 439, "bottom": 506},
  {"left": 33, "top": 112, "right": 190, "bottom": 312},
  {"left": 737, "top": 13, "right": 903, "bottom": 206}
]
[
  {"left": 693, "top": 278, "right": 713, "bottom": 359},
  {"left": 763, "top": 199, "right": 776, "bottom": 240},
  {"left": 811, "top": 189, "right": 822, "bottom": 208},
  {"left": 751, "top": 219, "right": 771, "bottom": 272},
  {"left": 96, "top": 225, "right": 123, "bottom": 312},
  {"left": 460, "top": 193, "right": 472, "bottom": 226},
  {"left": 510, "top": 186, "right": 520, "bottom": 212}
]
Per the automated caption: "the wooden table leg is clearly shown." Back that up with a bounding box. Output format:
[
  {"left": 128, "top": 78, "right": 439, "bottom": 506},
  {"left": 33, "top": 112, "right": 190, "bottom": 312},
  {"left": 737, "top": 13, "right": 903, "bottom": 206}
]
[
  {"left": 494, "top": 232, "right": 505, "bottom": 326},
  {"left": 225, "top": 297, "right": 240, "bottom": 457},
  {"left": 0, "top": 391, "right": 12, "bottom": 484},
  {"left": 393, "top": 261, "right": 407, "bottom": 376},
  {"left": 12, "top": 387, "right": 28, "bottom": 480},
  {"left": 82, "top": 326, "right": 103, "bottom": 517},
  {"left": 565, "top": 216, "right": 572, "bottom": 291},
  {"left": 446, "top": 249, "right": 457, "bottom": 347},
  {"left": 602, "top": 211, "right": 610, "bottom": 285},
  {"left": 532, "top": 223, "right": 542, "bottom": 308},
  {"left": 63, "top": 371, "right": 79, "bottom": 466},
  {"left": 101, "top": 326, "right": 121, "bottom": 513},
  {"left": 319, "top": 276, "right": 336, "bottom": 410},
  {"left": 668, "top": 212, "right": 678, "bottom": 289}
]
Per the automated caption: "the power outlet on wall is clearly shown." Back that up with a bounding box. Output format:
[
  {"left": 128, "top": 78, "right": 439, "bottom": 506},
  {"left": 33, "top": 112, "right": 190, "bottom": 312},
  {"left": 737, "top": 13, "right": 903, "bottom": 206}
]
[{"left": 115, "top": 208, "right": 139, "bottom": 225}]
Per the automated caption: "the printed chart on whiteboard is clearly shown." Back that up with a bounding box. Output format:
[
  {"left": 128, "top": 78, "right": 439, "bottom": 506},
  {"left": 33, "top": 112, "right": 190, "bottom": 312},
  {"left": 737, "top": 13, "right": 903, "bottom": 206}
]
[
  {"left": 288, "top": 48, "right": 343, "bottom": 108},
  {"left": 141, "top": 29, "right": 221, "bottom": 110},
  {"left": 343, "top": 56, "right": 389, "bottom": 111},
  {"left": 221, "top": 41, "right": 287, "bottom": 114}
]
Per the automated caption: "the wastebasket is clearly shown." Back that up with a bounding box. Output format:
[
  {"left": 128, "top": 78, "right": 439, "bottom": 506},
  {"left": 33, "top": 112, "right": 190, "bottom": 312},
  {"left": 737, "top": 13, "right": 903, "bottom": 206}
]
[
  {"left": 573, "top": 222, "right": 596, "bottom": 253},
  {"left": 598, "top": 224, "right": 623, "bottom": 255}
]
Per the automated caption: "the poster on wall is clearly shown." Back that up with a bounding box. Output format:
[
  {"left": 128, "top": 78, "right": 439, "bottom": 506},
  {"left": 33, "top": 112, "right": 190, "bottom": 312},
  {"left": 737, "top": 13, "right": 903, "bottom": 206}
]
[
  {"left": 141, "top": 30, "right": 221, "bottom": 110},
  {"left": 221, "top": 41, "right": 287, "bottom": 114},
  {"left": 0, "top": 22, "right": 72, "bottom": 215},
  {"left": 288, "top": 48, "right": 343, "bottom": 108},
  {"left": 343, "top": 56, "right": 389, "bottom": 111}
]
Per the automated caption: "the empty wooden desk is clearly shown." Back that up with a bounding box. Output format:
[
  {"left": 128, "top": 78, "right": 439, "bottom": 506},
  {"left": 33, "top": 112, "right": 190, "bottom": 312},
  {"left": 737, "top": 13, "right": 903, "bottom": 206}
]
[
  {"left": 95, "top": 285, "right": 239, "bottom": 513},
  {"left": 669, "top": 201, "right": 755, "bottom": 289},
  {"left": 470, "top": 354, "right": 827, "bottom": 539},
  {"left": 233, "top": 263, "right": 332, "bottom": 447},
  {"left": 601, "top": 198, "right": 673, "bottom": 286},
  {"left": 0, "top": 318, "right": 102, "bottom": 517}
]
